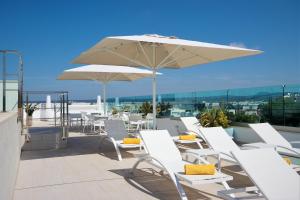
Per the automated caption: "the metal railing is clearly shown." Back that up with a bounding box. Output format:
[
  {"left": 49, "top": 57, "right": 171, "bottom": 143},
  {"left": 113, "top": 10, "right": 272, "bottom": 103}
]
[
  {"left": 0, "top": 50, "right": 24, "bottom": 128},
  {"left": 106, "top": 84, "right": 300, "bottom": 127},
  {"left": 24, "top": 91, "right": 69, "bottom": 139}
]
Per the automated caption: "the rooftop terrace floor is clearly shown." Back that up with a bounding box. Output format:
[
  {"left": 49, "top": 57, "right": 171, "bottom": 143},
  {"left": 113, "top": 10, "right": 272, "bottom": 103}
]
[{"left": 14, "top": 132, "right": 260, "bottom": 200}]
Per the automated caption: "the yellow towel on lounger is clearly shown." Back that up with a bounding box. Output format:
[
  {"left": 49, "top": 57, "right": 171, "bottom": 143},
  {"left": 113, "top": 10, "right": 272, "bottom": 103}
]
[
  {"left": 184, "top": 164, "right": 216, "bottom": 175},
  {"left": 179, "top": 134, "right": 196, "bottom": 141},
  {"left": 283, "top": 157, "right": 292, "bottom": 165},
  {"left": 123, "top": 138, "right": 141, "bottom": 144}
]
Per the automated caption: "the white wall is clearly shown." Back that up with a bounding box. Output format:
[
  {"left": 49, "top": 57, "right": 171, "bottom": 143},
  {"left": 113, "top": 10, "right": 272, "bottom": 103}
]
[{"left": 0, "top": 112, "right": 22, "bottom": 200}]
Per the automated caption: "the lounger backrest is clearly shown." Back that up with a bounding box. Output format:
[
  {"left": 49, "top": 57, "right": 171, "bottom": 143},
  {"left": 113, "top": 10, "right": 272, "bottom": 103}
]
[
  {"left": 156, "top": 118, "right": 187, "bottom": 137},
  {"left": 199, "top": 127, "right": 240, "bottom": 154},
  {"left": 180, "top": 117, "right": 204, "bottom": 139},
  {"left": 140, "top": 130, "right": 182, "bottom": 163},
  {"left": 231, "top": 148, "right": 300, "bottom": 200},
  {"left": 104, "top": 120, "right": 128, "bottom": 141},
  {"left": 249, "top": 123, "right": 292, "bottom": 148}
]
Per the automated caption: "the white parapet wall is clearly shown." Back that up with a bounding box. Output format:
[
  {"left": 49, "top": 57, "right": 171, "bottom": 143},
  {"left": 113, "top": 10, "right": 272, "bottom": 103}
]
[{"left": 0, "top": 112, "right": 22, "bottom": 200}]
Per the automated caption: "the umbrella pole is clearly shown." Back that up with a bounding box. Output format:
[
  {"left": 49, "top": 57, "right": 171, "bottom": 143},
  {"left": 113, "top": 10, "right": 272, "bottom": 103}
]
[
  {"left": 102, "top": 82, "right": 107, "bottom": 116},
  {"left": 152, "top": 68, "right": 157, "bottom": 129}
]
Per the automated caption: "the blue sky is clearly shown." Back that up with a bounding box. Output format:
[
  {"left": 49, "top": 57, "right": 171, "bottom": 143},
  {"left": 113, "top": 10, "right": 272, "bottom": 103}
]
[{"left": 0, "top": 0, "right": 299, "bottom": 100}]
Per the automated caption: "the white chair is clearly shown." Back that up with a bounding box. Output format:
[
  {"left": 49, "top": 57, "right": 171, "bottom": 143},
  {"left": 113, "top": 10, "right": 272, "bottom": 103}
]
[
  {"left": 145, "top": 113, "right": 153, "bottom": 129},
  {"left": 99, "top": 120, "right": 143, "bottom": 161},
  {"left": 157, "top": 118, "right": 203, "bottom": 148},
  {"left": 245, "top": 123, "right": 300, "bottom": 158},
  {"left": 128, "top": 114, "right": 145, "bottom": 131},
  {"left": 132, "top": 130, "right": 233, "bottom": 200},
  {"left": 218, "top": 148, "right": 300, "bottom": 200},
  {"left": 81, "top": 112, "right": 93, "bottom": 132}
]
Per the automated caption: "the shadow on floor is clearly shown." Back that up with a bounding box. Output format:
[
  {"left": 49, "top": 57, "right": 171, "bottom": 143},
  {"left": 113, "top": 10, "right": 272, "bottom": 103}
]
[
  {"left": 21, "top": 134, "right": 141, "bottom": 161},
  {"left": 110, "top": 168, "right": 217, "bottom": 200},
  {"left": 110, "top": 164, "right": 255, "bottom": 199},
  {"left": 21, "top": 135, "right": 102, "bottom": 160}
]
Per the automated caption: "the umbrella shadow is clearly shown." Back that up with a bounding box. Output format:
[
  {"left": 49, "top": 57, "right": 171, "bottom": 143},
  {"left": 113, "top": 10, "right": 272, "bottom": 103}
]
[
  {"left": 21, "top": 135, "right": 102, "bottom": 160},
  {"left": 110, "top": 168, "right": 222, "bottom": 200}
]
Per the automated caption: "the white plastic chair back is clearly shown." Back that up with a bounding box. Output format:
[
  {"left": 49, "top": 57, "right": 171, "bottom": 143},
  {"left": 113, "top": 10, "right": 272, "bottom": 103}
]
[
  {"left": 81, "top": 111, "right": 87, "bottom": 119},
  {"left": 231, "top": 148, "right": 300, "bottom": 200},
  {"left": 129, "top": 114, "right": 143, "bottom": 122},
  {"left": 146, "top": 113, "right": 153, "bottom": 120},
  {"left": 140, "top": 130, "right": 182, "bottom": 163},
  {"left": 121, "top": 113, "right": 129, "bottom": 122},
  {"left": 249, "top": 123, "right": 292, "bottom": 148},
  {"left": 104, "top": 120, "right": 128, "bottom": 141},
  {"left": 156, "top": 118, "right": 187, "bottom": 137}
]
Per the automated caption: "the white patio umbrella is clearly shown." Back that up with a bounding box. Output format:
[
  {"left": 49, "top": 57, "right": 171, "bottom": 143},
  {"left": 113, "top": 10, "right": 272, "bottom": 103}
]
[
  {"left": 73, "top": 34, "right": 262, "bottom": 127},
  {"left": 57, "top": 64, "right": 160, "bottom": 115}
]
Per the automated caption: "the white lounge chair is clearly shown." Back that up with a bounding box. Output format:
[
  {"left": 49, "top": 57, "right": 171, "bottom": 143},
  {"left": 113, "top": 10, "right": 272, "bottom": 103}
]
[
  {"left": 99, "top": 120, "right": 143, "bottom": 161},
  {"left": 246, "top": 123, "right": 300, "bottom": 158},
  {"left": 218, "top": 148, "right": 300, "bottom": 200},
  {"left": 157, "top": 118, "right": 203, "bottom": 148},
  {"left": 187, "top": 126, "right": 300, "bottom": 170},
  {"left": 186, "top": 127, "right": 241, "bottom": 164},
  {"left": 131, "top": 130, "right": 233, "bottom": 200},
  {"left": 180, "top": 117, "right": 204, "bottom": 139}
]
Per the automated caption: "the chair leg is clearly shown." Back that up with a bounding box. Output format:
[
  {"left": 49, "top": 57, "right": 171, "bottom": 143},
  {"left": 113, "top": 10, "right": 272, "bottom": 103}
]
[
  {"left": 110, "top": 138, "right": 122, "bottom": 161},
  {"left": 196, "top": 141, "right": 204, "bottom": 149},
  {"left": 222, "top": 181, "right": 235, "bottom": 198}
]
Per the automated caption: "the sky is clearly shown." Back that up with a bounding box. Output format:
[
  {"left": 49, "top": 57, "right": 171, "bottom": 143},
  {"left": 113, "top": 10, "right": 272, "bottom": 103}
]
[{"left": 0, "top": 0, "right": 299, "bottom": 100}]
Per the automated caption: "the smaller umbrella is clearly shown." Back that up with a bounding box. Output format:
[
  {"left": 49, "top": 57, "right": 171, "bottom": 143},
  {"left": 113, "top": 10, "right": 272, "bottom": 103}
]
[{"left": 57, "top": 65, "right": 160, "bottom": 115}]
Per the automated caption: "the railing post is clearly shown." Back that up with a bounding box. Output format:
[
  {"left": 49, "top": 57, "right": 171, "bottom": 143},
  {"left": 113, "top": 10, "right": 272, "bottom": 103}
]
[
  {"left": 54, "top": 102, "right": 57, "bottom": 127},
  {"left": 282, "top": 84, "right": 286, "bottom": 126},
  {"left": 2, "top": 52, "right": 6, "bottom": 112}
]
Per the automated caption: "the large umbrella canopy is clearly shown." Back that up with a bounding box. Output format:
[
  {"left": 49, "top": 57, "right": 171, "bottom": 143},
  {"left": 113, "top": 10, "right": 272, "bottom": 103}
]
[
  {"left": 58, "top": 64, "right": 160, "bottom": 115},
  {"left": 73, "top": 34, "right": 263, "bottom": 127}
]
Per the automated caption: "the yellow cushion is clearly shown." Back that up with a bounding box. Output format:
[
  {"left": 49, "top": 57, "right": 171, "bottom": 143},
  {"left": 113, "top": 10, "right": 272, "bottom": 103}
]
[
  {"left": 283, "top": 157, "right": 292, "bottom": 165},
  {"left": 184, "top": 164, "right": 216, "bottom": 175},
  {"left": 123, "top": 138, "right": 141, "bottom": 144},
  {"left": 179, "top": 134, "right": 196, "bottom": 141}
]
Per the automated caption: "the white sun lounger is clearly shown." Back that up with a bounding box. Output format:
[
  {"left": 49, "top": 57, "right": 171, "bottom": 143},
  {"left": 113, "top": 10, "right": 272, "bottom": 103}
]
[
  {"left": 186, "top": 127, "right": 241, "bottom": 164},
  {"left": 180, "top": 117, "right": 205, "bottom": 142},
  {"left": 187, "top": 126, "right": 300, "bottom": 170},
  {"left": 131, "top": 130, "right": 233, "bottom": 200},
  {"left": 218, "top": 148, "right": 300, "bottom": 200},
  {"left": 246, "top": 123, "right": 300, "bottom": 158},
  {"left": 157, "top": 118, "right": 203, "bottom": 148},
  {"left": 100, "top": 120, "right": 143, "bottom": 161}
]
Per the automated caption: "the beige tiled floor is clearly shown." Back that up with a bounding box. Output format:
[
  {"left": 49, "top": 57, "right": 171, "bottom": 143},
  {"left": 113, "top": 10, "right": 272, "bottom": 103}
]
[{"left": 14, "top": 132, "right": 254, "bottom": 200}]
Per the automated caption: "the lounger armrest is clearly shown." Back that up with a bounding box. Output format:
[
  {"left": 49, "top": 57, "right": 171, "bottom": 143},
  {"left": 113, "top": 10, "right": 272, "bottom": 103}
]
[
  {"left": 184, "top": 130, "right": 197, "bottom": 135},
  {"left": 134, "top": 153, "right": 149, "bottom": 159},
  {"left": 185, "top": 149, "right": 219, "bottom": 157},
  {"left": 242, "top": 142, "right": 276, "bottom": 149},
  {"left": 184, "top": 149, "right": 223, "bottom": 170},
  {"left": 276, "top": 145, "right": 300, "bottom": 156},
  {"left": 290, "top": 141, "right": 300, "bottom": 144}
]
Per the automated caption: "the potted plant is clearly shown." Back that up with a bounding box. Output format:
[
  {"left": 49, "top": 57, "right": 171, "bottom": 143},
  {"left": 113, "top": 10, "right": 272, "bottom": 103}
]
[
  {"left": 25, "top": 104, "right": 38, "bottom": 127},
  {"left": 112, "top": 107, "right": 118, "bottom": 115},
  {"left": 139, "top": 102, "right": 152, "bottom": 117},
  {"left": 200, "top": 108, "right": 234, "bottom": 137}
]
